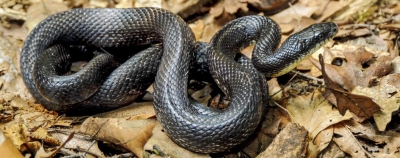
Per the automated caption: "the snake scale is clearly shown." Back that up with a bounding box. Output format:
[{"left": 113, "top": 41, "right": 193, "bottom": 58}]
[{"left": 20, "top": 8, "right": 338, "bottom": 153}]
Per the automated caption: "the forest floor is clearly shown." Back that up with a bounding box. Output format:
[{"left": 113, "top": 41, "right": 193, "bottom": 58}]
[{"left": 1, "top": 0, "right": 400, "bottom": 157}]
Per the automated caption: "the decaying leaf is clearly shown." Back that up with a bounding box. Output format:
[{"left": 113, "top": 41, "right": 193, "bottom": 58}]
[
  {"left": 287, "top": 90, "right": 352, "bottom": 140},
  {"left": 351, "top": 74, "right": 400, "bottom": 131},
  {"left": 34, "top": 131, "right": 75, "bottom": 158},
  {"left": 286, "top": 89, "right": 352, "bottom": 155},
  {"left": 332, "top": 123, "right": 370, "bottom": 158},
  {"left": 333, "top": 120, "right": 400, "bottom": 157},
  {"left": 30, "top": 128, "right": 60, "bottom": 146},
  {"left": 317, "top": 53, "right": 381, "bottom": 119},
  {"left": 79, "top": 117, "right": 156, "bottom": 158},
  {"left": 287, "top": 91, "right": 352, "bottom": 157},
  {"left": 2, "top": 124, "right": 27, "bottom": 150}
]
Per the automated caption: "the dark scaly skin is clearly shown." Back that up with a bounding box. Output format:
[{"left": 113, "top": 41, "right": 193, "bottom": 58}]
[{"left": 20, "top": 8, "right": 338, "bottom": 153}]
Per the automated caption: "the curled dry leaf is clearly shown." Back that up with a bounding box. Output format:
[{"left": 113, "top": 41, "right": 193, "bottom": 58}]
[
  {"left": 344, "top": 120, "right": 400, "bottom": 157},
  {"left": 79, "top": 117, "right": 157, "bottom": 158},
  {"left": 287, "top": 90, "right": 352, "bottom": 140},
  {"left": 244, "top": 0, "right": 297, "bottom": 14},
  {"left": 34, "top": 131, "right": 75, "bottom": 158},
  {"left": 317, "top": 54, "right": 381, "bottom": 119},
  {"left": 308, "top": 126, "right": 333, "bottom": 158},
  {"left": 286, "top": 89, "right": 353, "bottom": 156},
  {"left": 30, "top": 128, "right": 60, "bottom": 146},
  {"left": 332, "top": 123, "right": 370, "bottom": 158},
  {"left": 351, "top": 74, "right": 400, "bottom": 131},
  {"left": 334, "top": 120, "right": 400, "bottom": 157}
]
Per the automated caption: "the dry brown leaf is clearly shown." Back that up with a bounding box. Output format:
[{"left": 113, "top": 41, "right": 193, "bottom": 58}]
[
  {"left": 267, "top": 78, "right": 282, "bottom": 101},
  {"left": 30, "top": 128, "right": 60, "bottom": 146},
  {"left": 143, "top": 123, "right": 210, "bottom": 158},
  {"left": 318, "top": 54, "right": 381, "bottom": 119},
  {"left": 312, "top": 44, "right": 391, "bottom": 90},
  {"left": 332, "top": 123, "right": 370, "bottom": 158},
  {"left": 245, "top": 0, "right": 297, "bottom": 14},
  {"left": 270, "top": 3, "right": 319, "bottom": 24},
  {"left": 115, "top": 0, "right": 133, "bottom": 8},
  {"left": 2, "top": 124, "right": 27, "bottom": 150},
  {"left": 335, "top": 28, "right": 372, "bottom": 38},
  {"left": 50, "top": 132, "right": 105, "bottom": 157},
  {"left": 25, "top": 1, "right": 69, "bottom": 32},
  {"left": 287, "top": 90, "right": 352, "bottom": 140},
  {"left": 351, "top": 74, "right": 400, "bottom": 131},
  {"left": 189, "top": 19, "right": 205, "bottom": 41},
  {"left": 133, "top": 0, "right": 161, "bottom": 8},
  {"left": 315, "top": 0, "right": 349, "bottom": 22},
  {"left": 286, "top": 89, "right": 352, "bottom": 156},
  {"left": 309, "top": 126, "right": 333, "bottom": 157},
  {"left": 0, "top": 132, "right": 24, "bottom": 158},
  {"left": 331, "top": 0, "right": 378, "bottom": 22},
  {"left": 162, "top": 0, "right": 211, "bottom": 19},
  {"left": 200, "top": 1, "right": 236, "bottom": 42},
  {"left": 93, "top": 102, "right": 155, "bottom": 118},
  {"left": 335, "top": 120, "right": 400, "bottom": 157},
  {"left": 379, "top": 23, "right": 400, "bottom": 31},
  {"left": 191, "top": 84, "right": 213, "bottom": 105},
  {"left": 35, "top": 131, "right": 75, "bottom": 158},
  {"left": 79, "top": 117, "right": 156, "bottom": 158}
]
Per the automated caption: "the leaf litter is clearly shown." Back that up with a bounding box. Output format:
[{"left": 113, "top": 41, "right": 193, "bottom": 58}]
[{"left": 1, "top": 0, "right": 400, "bottom": 157}]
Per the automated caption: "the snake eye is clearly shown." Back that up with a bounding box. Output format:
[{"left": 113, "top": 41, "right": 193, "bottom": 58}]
[{"left": 318, "top": 34, "right": 324, "bottom": 40}]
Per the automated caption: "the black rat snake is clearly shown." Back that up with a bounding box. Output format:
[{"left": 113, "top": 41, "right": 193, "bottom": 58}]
[{"left": 20, "top": 8, "right": 338, "bottom": 153}]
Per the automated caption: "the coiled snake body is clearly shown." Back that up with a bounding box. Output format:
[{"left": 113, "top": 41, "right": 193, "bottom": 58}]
[{"left": 21, "top": 8, "right": 338, "bottom": 153}]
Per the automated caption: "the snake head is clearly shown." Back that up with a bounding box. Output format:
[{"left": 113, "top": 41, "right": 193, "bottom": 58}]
[
  {"left": 266, "top": 22, "right": 338, "bottom": 77},
  {"left": 290, "top": 22, "right": 338, "bottom": 54}
]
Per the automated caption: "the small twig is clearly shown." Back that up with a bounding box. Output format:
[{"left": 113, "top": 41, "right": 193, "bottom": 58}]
[
  {"left": 271, "top": 100, "right": 297, "bottom": 127},
  {"left": 269, "top": 70, "right": 298, "bottom": 98},
  {"left": 289, "top": 70, "right": 324, "bottom": 83}
]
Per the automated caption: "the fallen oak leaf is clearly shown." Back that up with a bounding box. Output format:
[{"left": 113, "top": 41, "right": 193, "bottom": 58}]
[
  {"left": 286, "top": 89, "right": 352, "bottom": 157},
  {"left": 79, "top": 117, "right": 157, "bottom": 158},
  {"left": 318, "top": 54, "right": 381, "bottom": 118},
  {"left": 351, "top": 74, "right": 400, "bottom": 131},
  {"left": 311, "top": 45, "right": 392, "bottom": 91},
  {"left": 332, "top": 123, "right": 371, "bottom": 158},
  {"left": 35, "top": 131, "right": 75, "bottom": 158}
]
